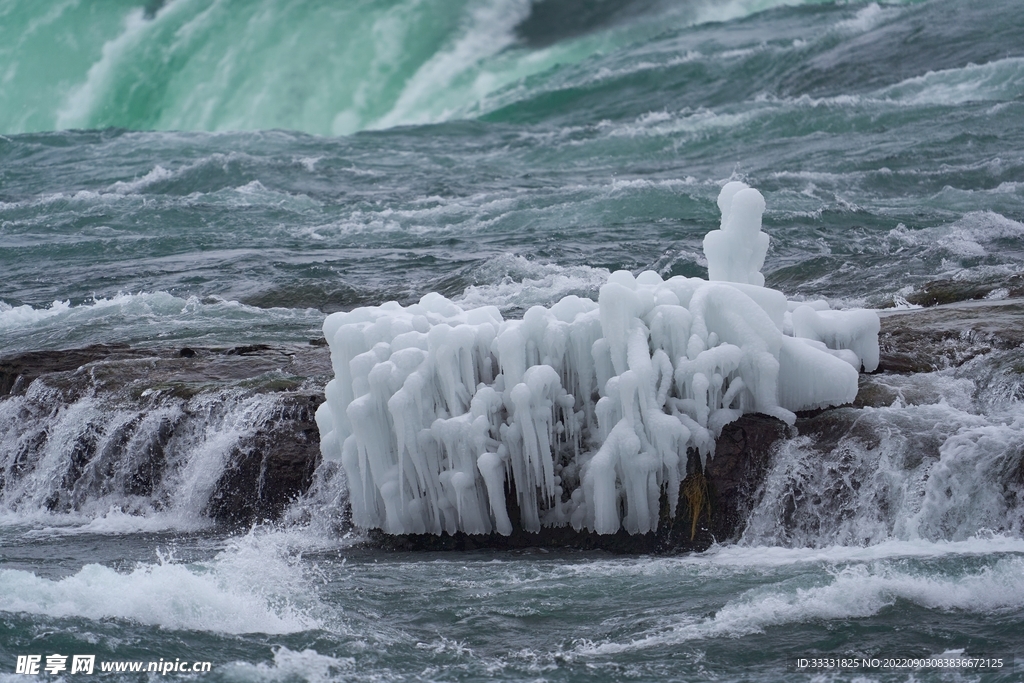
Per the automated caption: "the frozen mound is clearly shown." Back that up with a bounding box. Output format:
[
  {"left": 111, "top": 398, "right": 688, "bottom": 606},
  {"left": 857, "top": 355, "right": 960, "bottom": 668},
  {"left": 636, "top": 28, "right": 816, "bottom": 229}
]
[{"left": 316, "top": 183, "right": 880, "bottom": 536}]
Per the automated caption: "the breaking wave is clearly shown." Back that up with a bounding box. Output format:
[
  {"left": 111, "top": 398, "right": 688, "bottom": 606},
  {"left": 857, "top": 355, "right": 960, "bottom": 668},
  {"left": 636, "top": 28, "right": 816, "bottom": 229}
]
[
  {"left": 579, "top": 551, "right": 1024, "bottom": 653},
  {"left": 0, "top": 530, "right": 321, "bottom": 634}
]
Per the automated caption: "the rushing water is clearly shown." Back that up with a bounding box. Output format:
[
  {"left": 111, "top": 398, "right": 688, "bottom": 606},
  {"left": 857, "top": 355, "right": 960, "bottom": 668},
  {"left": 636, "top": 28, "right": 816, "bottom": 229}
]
[{"left": 2, "top": 0, "right": 1024, "bottom": 680}]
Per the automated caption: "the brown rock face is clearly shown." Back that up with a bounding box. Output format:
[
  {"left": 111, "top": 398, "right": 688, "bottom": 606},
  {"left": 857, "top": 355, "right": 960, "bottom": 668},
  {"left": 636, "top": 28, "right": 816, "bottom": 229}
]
[
  {"left": 0, "top": 343, "right": 330, "bottom": 526},
  {"left": 876, "top": 299, "right": 1024, "bottom": 374},
  {"left": 0, "top": 344, "right": 140, "bottom": 397},
  {"left": 703, "top": 414, "right": 790, "bottom": 542},
  {"left": 204, "top": 393, "right": 324, "bottom": 525}
]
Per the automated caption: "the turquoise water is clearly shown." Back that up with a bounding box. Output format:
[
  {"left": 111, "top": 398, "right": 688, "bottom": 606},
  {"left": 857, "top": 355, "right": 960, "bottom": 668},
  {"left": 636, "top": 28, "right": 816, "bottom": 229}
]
[{"left": 2, "top": 0, "right": 1024, "bottom": 680}]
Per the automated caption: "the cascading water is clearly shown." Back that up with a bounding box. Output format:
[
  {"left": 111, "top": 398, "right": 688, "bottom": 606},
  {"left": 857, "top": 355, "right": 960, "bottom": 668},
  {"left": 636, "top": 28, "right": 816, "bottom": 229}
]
[
  {"left": 0, "top": 346, "right": 329, "bottom": 529},
  {"left": 2, "top": 0, "right": 943, "bottom": 136},
  {"left": 742, "top": 349, "right": 1024, "bottom": 547}
]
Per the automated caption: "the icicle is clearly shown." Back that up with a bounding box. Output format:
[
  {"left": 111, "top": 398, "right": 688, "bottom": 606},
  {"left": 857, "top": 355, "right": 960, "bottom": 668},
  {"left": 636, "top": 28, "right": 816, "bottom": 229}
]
[{"left": 317, "top": 184, "right": 879, "bottom": 536}]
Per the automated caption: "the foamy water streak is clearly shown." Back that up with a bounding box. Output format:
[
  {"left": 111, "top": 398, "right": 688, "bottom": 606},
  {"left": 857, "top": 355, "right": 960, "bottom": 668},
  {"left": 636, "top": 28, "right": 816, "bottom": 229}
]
[
  {"left": 576, "top": 546, "right": 1024, "bottom": 655},
  {"left": 0, "top": 292, "right": 323, "bottom": 355},
  {"left": 0, "top": 531, "right": 320, "bottom": 634}
]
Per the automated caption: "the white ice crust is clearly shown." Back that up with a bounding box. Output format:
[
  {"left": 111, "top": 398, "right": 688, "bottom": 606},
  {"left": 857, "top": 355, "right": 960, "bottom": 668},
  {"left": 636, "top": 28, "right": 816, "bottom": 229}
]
[{"left": 317, "top": 183, "right": 880, "bottom": 536}]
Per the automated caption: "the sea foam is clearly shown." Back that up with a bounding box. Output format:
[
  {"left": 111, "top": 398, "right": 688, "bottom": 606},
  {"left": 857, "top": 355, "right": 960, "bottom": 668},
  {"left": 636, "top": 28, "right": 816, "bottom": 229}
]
[
  {"left": 577, "top": 553, "right": 1024, "bottom": 654},
  {"left": 0, "top": 530, "right": 321, "bottom": 634}
]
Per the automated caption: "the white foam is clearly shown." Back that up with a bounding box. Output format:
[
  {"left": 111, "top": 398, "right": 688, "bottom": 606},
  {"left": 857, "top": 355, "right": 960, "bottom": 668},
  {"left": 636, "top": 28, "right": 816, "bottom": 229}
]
[
  {"left": 608, "top": 107, "right": 757, "bottom": 139},
  {"left": 222, "top": 647, "right": 355, "bottom": 683},
  {"left": 0, "top": 299, "right": 72, "bottom": 329},
  {"left": 108, "top": 165, "right": 174, "bottom": 194},
  {"left": 455, "top": 255, "right": 611, "bottom": 311},
  {"left": 297, "top": 191, "right": 524, "bottom": 240},
  {"left": 18, "top": 508, "right": 214, "bottom": 536},
  {"left": 702, "top": 536, "right": 1024, "bottom": 567},
  {"left": 584, "top": 52, "right": 703, "bottom": 87},
  {"left": 0, "top": 531, "right": 319, "bottom": 634},
  {"left": 834, "top": 2, "right": 889, "bottom": 34},
  {"left": 887, "top": 211, "right": 1024, "bottom": 261},
  {"left": 578, "top": 553, "right": 1024, "bottom": 654},
  {"left": 609, "top": 177, "right": 698, "bottom": 192}
]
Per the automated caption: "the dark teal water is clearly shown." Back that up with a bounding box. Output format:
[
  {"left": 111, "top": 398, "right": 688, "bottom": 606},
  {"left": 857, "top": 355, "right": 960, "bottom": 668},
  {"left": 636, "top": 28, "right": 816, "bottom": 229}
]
[
  {"left": 2, "top": 526, "right": 1023, "bottom": 682},
  {"left": 2, "top": 0, "right": 1024, "bottom": 680},
  {"left": 3, "top": 0, "right": 1023, "bottom": 355}
]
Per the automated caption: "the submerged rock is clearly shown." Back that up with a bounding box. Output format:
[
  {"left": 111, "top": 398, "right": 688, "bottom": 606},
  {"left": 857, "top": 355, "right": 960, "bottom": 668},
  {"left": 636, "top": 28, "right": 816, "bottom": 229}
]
[
  {"left": 876, "top": 299, "right": 1024, "bottom": 374},
  {"left": 204, "top": 392, "right": 324, "bottom": 525},
  {"left": 903, "top": 274, "right": 1024, "bottom": 308}
]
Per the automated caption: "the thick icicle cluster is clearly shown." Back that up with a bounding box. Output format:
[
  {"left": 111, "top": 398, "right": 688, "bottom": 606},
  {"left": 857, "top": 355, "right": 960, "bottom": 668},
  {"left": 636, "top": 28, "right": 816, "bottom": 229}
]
[{"left": 316, "top": 183, "right": 880, "bottom": 536}]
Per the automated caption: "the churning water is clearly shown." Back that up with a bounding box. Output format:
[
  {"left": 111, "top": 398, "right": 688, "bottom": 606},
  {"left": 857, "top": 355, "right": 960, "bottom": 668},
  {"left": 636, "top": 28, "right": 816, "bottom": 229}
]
[{"left": 2, "top": 0, "right": 1024, "bottom": 680}]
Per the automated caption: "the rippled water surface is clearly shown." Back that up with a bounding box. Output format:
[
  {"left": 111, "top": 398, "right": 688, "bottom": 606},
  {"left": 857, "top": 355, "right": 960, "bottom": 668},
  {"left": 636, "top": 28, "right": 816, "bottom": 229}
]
[{"left": 2, "top": 0, "right": 1024, "bottom": 680}]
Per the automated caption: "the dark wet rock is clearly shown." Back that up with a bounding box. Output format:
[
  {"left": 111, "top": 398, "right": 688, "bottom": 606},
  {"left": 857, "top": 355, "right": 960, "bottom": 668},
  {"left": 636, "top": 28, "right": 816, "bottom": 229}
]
[
  {"left": 704, "top": 413, "right": 791, "bottom": 542},
  {"left": 904, "top": 274, "right": 1024, "bottom": 308},
  {"left": 877, "top": 298, "right": 1024, "bottom": 374},
  {"left": 852, "top": 374, "right": 903, "bottom": 408},
  {"left": 227, "top": 344, "right": 273, "bottom": 356},
  {"left": 0, "top": 343, "right": 332, "bottom": 399},
  {"left": 0, "top": 343, "right": 139, "bottom": 397},
  {"left": 204, "top": 393, "right": 324, "bottom": 525}
]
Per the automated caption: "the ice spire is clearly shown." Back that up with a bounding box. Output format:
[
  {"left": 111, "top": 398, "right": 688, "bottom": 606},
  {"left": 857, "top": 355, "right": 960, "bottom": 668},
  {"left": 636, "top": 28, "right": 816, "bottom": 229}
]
[{"left": 703, "top": 181, "right": 770, "bottom": 286}]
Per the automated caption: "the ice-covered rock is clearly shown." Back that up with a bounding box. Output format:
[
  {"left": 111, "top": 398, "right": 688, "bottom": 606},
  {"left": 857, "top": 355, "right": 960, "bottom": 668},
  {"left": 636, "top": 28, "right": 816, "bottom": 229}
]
[{"left": 317, "top": 184, "right": 880, "bottom": 537}]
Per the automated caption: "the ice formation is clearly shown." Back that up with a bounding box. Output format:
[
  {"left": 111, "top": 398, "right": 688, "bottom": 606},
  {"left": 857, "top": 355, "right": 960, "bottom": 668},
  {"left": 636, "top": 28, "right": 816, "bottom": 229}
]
[
  {"left": 316, "top": 183, "right": 880, "bottom": 536},
  {"left": 703, "top": 181, "right": 770, "bottom": 286}
]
